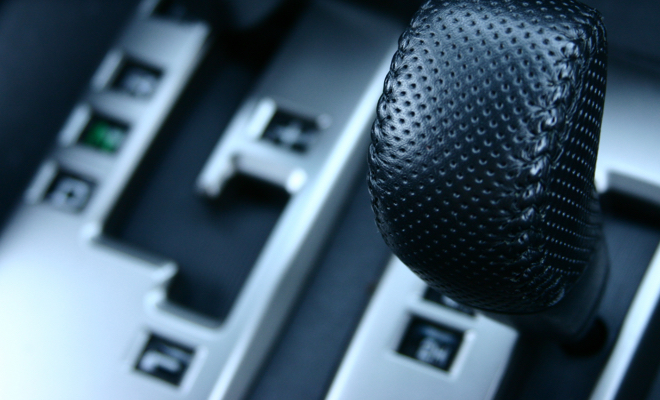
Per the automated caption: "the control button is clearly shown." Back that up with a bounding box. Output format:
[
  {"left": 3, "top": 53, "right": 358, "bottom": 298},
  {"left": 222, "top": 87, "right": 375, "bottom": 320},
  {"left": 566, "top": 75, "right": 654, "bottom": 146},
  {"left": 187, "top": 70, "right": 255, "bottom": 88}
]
[
  {"left": 135, "top": 334, "right": 194, "bottom": 386},
  {"left": 111, "top": 59, "right": 162, "bottom": 98},
  {"left": 45, "top": 172, "right": 95, "bottom": 212},
  {"left": 79, "top": 113, "right": 128, "bottom": 153},
  {"left": 397, "top": 316, "right": 463, "bottom": 371},
  {"left": 262, "top": 109, "right": 324, "bottom": 152},
  {"left": 423, "top": 287, "right": 475, "bottom": 316}
]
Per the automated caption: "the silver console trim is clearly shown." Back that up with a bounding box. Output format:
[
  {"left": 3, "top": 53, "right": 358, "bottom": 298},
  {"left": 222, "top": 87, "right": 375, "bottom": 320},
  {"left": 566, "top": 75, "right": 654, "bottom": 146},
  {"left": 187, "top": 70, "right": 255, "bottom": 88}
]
[
  {"left": 591, "top": 247, "right": 660, "bottom": 400},
  {"left": 0, "top": 1, "right": 403, "bottom": 399},
  {"left": 589, "top": 66, "right": 660, "bottom": 400},
  {"left": 326, "top": 257, "right": 518, "bottom": 400},
  {"left": 196, "top": 3, "right": 402, "bottom": 397}
]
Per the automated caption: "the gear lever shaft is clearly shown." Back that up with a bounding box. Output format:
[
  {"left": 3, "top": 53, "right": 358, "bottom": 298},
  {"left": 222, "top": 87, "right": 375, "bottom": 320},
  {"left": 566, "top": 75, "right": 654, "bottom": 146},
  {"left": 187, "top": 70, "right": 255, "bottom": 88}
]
[{"left": 368, "top": 0, "right": 608, "bottom": 342}]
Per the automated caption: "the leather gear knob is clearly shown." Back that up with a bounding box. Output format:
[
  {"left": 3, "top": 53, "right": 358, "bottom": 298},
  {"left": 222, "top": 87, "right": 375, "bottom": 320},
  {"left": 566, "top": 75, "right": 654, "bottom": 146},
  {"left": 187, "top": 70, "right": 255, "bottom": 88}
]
[{"left": 368, "top": 0, "right": 607, "bottom": 315}]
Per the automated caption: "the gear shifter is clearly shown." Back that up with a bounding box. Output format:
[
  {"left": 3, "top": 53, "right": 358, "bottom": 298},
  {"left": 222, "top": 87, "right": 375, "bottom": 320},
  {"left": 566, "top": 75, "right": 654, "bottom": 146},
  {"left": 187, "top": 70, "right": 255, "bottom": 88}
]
[{"left": 368, "top": 0, "right": 608, "bottom": 343}]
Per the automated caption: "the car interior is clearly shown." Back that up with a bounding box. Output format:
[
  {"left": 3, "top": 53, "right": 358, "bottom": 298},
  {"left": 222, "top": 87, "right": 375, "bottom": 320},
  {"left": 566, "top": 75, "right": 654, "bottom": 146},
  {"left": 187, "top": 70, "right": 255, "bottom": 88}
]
[{"left": 1, "top": 0, "right": 659, "bottom": 399}]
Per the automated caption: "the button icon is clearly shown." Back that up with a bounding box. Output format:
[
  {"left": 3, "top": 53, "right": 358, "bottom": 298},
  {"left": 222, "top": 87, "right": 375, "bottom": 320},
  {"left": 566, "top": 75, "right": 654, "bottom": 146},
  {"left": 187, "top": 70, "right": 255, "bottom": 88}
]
[
  {"left": 397, "top": 317, "right": 463, "bottom": 371},
  {"left": 261, "top": 109, "right": 326, "bottom": 152},
  {"left": 45, "top": 172, "right": 95, "bottom": 212},
  {"left": 135, "top": 334, "right": 194, "bottom": 385},
  {"left": 112, "top": 59, "right": 162, "bottom": 98}
]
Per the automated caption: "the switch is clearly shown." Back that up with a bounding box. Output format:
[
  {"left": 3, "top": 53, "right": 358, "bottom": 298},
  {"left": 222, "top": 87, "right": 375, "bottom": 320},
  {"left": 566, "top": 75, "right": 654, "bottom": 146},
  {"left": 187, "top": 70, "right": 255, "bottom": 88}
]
[
  {"left": 261, "top": 109, "right": 323, "bottom": 152},
  {"left": 397, "top": 317, "right": 462, "bottom": 371},
  {"left": 111, "top": 59, "right": 162, "bottom": 98},
  {"left": 135, "top": 334, "right": 194, "bottom": 386},
  {"left": 45, "top": 171, "right": 95, "bottom": 212},
  {"left": 79, "top": 113, "right": 128, "bottom": 154}
]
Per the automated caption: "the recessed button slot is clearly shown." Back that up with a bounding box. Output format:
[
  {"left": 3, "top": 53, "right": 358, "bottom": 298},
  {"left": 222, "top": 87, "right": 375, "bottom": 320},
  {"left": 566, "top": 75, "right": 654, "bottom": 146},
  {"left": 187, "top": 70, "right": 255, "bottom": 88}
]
[
  {"left": 423, "top": 287, "right": 475, "bottom": 316},
  {"left": 44, "top": 170, "right": 96, "bottom": 213},
  {"left": 135, "top": 334, "right": 194, "bottom": 386},
  {"left": 397, "top": 316, "right": 463, "bottom": 372},
  {"left": 104, "top": 160, "right": 290, "bottom": 321},
  {"left": 110, "top": 58, "right": 162, "bottom": 99},
  {"left": 167, "top": 173, "right": 290, "bottom": 319},
  {"left": 78, "top": 112, "right": 129, "bottom": 153},
  {"left": 261, "top": 108, "right": 325, "bottom": 152}
]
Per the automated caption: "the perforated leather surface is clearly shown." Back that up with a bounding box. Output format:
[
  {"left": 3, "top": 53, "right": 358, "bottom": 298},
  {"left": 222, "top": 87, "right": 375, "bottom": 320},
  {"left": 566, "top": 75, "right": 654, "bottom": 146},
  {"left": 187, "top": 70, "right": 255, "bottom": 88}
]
[{"left": 368, "top": 0, "right": 607, "bottom": 313}]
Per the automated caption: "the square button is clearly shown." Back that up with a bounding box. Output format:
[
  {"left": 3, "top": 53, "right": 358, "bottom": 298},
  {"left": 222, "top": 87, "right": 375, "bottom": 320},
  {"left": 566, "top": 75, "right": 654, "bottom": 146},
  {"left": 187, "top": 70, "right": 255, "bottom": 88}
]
[
  {"left": 397, "top": 316, "right": 463, "bottom": 371},
  {"left": 111, "top": 59, "right": 162, "bottom": 98},
  {"left": 79, "top": 113, "right": 128, "bottom": 154},
  {"left": 135, "top": 334, "right": 194, "bottom": 386},
  {"left": 45, "top": 171, "right": 95, "bottom": 212},
  {"left": 261, "top": 109, "right": 323, "bottom": 152}
]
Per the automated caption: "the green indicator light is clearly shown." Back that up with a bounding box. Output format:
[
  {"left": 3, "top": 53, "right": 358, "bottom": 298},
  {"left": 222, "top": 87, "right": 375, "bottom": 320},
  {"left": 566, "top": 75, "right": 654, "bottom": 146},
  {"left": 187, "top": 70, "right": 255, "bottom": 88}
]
[{"left": 80, "top": 116, "right": 128, "bottom": 153}]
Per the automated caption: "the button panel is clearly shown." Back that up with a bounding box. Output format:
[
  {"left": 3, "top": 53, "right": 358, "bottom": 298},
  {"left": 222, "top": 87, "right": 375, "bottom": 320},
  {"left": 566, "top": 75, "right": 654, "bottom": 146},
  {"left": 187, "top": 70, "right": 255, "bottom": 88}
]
[
  {"left": 6, "top": 2, "right": 403, "bottom": 400},
  {"left": 326, "top": 257, "right": 518, "bottom": 400}
]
